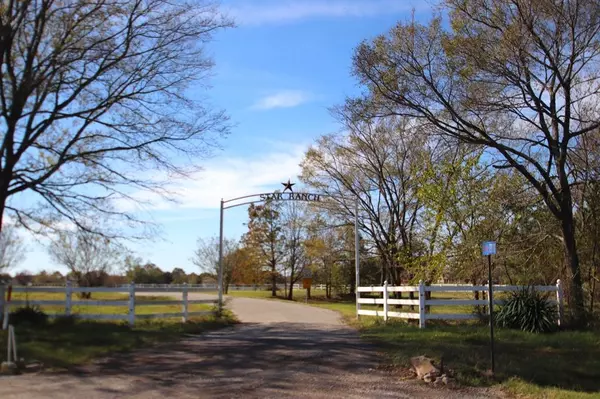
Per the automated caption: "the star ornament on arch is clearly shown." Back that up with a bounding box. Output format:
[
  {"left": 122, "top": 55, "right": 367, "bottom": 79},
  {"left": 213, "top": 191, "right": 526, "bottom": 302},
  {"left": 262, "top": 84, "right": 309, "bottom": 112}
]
[{"left": 281, "top": 179, "right": 295, "bottom": 193}]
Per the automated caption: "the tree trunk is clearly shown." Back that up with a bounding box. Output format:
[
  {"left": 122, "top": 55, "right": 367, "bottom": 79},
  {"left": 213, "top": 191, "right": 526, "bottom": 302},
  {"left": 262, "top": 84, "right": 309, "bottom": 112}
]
[
  {"left": 287, "top": 283, "right": 293, "bottom": 300},
  {"left": 561, "top": 212, "right": 586, "bottom": 326},
  {"left": 271, "top": 262, "right": 277, "bottom": 297},
  {"left": 0, "top": 190, "right": 7, "bottom": 234}
]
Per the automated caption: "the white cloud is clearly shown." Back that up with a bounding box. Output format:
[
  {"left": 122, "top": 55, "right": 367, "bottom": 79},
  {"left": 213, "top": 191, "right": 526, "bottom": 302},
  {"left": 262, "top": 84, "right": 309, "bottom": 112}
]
[
  {"left": 251, "top": 90, "right": 310, "bottom": 110},
  {"left": 227, "top": 0, "right": 427, "bottom": 26},
  {"left": 116, "top": 143, "right": 308, "bottom": 212}
]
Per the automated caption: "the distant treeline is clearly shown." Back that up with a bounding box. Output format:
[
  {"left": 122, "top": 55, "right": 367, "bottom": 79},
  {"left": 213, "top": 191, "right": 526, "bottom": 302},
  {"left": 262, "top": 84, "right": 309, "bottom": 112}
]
[{"left": 0, "top": 265, "right": 216, "bottom": 286}]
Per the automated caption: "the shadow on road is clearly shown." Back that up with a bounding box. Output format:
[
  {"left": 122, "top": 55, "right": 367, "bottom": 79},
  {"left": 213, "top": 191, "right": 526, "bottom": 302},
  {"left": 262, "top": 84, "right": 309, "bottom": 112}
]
[
  {"left": 79, "top": 323, "right": 383, "bottom": 394},
  {"left": 1, "top": 323, "right": 502, "bottom": 398}
]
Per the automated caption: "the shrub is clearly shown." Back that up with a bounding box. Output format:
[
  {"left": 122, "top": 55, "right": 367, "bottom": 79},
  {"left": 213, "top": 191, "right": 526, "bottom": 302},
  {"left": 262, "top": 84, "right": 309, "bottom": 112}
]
[
  {"left": 53, "top": 314, "right": 78, "bottom": 327},
  {"left": 9, "top": 306, "right": 48, "bottom": 326},
  {"left": 496, "top": 287, "right": 557, "bottom": 333}
]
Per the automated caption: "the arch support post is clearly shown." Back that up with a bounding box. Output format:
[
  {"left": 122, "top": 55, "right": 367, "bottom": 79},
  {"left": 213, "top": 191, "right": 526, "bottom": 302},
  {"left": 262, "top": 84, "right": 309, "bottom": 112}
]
[
  {"left": 355, "top": 198, "right": 360, "bottom": 319},
  {"left": 218, "top": 199, "right": 224, "bottom": 316}
]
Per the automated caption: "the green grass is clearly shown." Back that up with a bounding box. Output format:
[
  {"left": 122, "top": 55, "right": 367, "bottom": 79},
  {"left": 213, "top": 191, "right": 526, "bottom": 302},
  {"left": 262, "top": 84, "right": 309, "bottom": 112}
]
[
  {"left": 0, "top": 311, "right": 237, "bottom": 370},
  {"left": 9, "top": 291, "right": 214, "bottom": 316},
  {"left": 358, "top": 322, "right": 600, "bottom": 398},
  {"left": 1, "top": 291, "right": 234, "bottom": 370}
]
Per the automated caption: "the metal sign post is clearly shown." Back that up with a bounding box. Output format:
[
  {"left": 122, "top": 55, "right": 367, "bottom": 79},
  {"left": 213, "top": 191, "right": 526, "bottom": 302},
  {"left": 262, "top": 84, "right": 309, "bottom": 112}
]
[
  {"left": 302, "top": 268, "right": 312, "bottom": 304},
  {"left": 217, "top": 199, "right": 224, "bottom": 315},
  {"left": 482, "top": 241, "right": 496, "bottom": 375}
]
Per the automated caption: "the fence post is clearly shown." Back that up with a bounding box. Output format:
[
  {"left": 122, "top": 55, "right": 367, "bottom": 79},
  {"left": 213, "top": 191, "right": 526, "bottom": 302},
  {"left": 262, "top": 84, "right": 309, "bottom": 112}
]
[
  {"left": 556, "top": 279, "right": 564, "bottom": 327},
  {"left": 383, "top": 280, "right": 389, "bottom": 322},
  {"left": 182, "top": 283, "right": 189, "bottom": 323},
  {"left": 418, "top": 280, "right": 426, "bottom": 329},
  {"left": 9, "top": 324, "right": 17, "bottom": 362},
  {"left": 128, "top": 282, "right": 135, "bottom": 327},
  {"left": 65, "top": 280, "right": 72, "bottom": 316}
]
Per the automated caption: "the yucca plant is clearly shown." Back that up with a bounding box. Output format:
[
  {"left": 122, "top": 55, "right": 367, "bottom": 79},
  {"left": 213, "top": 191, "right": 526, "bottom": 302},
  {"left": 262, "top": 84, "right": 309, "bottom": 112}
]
[{"left": 496, "top": 287, "right": 557, "bottom": 333}]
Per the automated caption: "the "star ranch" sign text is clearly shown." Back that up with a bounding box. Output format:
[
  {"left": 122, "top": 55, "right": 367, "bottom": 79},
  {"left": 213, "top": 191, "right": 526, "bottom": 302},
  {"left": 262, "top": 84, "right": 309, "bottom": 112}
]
[{"left": 260, "top": 192, "right": 322, "bottom": 202}]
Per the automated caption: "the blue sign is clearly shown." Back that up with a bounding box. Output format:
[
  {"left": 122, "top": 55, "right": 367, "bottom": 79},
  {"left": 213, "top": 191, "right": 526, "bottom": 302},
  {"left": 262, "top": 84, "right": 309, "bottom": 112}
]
[{"left": 482, "top": 241, "right": 496, "bottom": 256}]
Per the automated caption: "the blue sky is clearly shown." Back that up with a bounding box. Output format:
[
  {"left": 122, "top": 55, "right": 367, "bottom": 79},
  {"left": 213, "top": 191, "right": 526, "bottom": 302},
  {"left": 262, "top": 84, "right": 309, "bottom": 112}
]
[{"left": 19, "top": 0, "right": 434, "bottom": 275}]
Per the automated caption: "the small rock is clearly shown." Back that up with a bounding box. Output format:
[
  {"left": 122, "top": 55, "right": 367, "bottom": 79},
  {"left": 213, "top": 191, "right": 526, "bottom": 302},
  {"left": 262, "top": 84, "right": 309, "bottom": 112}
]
[
  {"left": 423, "top": 372, "right": 434, "bottom": 383},
  {"left": 433, "top": 376, "right": 443, "bottom": 386},
  {"left": 442, "top": 375, "right": 456, "bottom": 387},
  {"left": 410, "top": 355, "right": 440, "bottom": 379}
]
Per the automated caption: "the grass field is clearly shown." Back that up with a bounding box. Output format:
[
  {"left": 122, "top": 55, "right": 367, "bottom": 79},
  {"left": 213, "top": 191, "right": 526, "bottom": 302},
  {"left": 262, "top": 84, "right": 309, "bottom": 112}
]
[
  {"left": 1, "top": 292, "right": 235, "bottom": 370},
  {"left": 8, "top": 291, "right": 215, "bottom": 316},
  {"left": 225, "top": 287, "right": 600, "bottom": 399}
]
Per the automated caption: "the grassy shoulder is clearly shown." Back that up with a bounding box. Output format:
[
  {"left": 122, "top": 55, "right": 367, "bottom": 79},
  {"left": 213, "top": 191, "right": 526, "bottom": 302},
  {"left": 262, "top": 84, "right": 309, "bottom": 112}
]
[
  {"left": 359, "top": 321, "right": 600, "bottom": 398},
  {"left": 1, "top": 293, "right": 237, "bottom": 370},
  {"left": 0, "top": 312, "right": 237, "bottom": 370},
  {"left": 227, "top": 288, "right": 600, "bottom": 399}
]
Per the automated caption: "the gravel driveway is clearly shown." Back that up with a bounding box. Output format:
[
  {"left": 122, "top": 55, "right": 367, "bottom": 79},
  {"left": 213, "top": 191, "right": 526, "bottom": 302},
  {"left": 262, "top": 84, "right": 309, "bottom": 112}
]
[{"left": 0, "top": 293, "right": 505, "bottom": 398}]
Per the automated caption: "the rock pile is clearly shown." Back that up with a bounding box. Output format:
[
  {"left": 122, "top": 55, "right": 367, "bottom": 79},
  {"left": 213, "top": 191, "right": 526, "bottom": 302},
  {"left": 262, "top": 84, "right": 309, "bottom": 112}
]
[{"left": 410, "top": 355, "right": 455, "bottom": 387}]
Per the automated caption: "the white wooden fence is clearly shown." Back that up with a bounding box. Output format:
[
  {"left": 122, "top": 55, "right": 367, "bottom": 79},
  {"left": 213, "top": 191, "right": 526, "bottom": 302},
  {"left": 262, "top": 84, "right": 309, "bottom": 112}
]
[
  {"left": 125, "top": 283, "right": 336, "bottom": 291},
  {"left": 356, "top": 280, "right": 564, "bottom": 328},
  {"left": 0, "top": 282, "right": 217, "bottom": 327},
  {"left": 23, "top": 283, "right": 343, "bottom": 291}
]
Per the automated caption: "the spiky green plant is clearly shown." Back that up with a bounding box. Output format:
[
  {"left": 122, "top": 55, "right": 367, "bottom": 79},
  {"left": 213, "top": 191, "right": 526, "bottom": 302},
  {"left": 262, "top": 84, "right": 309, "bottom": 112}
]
[{"left": 496, "top": 287, "right": 557, "bottom": 333}]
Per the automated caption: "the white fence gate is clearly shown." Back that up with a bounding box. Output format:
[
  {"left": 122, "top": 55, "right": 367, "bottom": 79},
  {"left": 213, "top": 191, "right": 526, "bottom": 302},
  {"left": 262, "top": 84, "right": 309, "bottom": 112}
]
[
  {"left": 356, "top": 280, "right": 564, "bottom": 328},
  {"left": 0, "top": 282, "right": 217, "bottom": 327}
]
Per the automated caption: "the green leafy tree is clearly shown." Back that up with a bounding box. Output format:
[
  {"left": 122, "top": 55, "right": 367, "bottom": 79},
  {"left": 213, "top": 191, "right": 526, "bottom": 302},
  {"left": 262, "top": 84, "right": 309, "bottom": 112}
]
[
  {"left": 171, "top": 268, "right": 188, "bottom": 284},
  {"left": 243, "top": 202, "right": 284, "bottom": 297}
]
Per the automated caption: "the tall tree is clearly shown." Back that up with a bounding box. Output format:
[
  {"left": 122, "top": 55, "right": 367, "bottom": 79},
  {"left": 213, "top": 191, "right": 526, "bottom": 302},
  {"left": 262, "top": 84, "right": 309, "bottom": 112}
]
[
  {"left": 348, "top": 0, "right": 600, "bottom": 324},
  {"left": 243, "top": 202, "right": 284, "bottom": 297},
  {"left": 281, "top": 202, "right": 309, "bottom": 300},
  {"left": 304, "top": 216, "right": 350, "bottom": 298},
  {"left": 0, "top": 0, "right": 231, "bottom": 237},
  {"left": 192, "top": 236, "right": 237, "bottom": 293},
  {"left": 301, "top": 116, "right": 429, "bottom": 285},
  {"left": 48, "top": 226, "right": 124, "bottom": 297},
  {"left": 0, "top": 223, "right": 26, "bottom": 271},
  {"left": 571, "top": 128, "right": 600, "bottom": 312},
  {"left": 171, "top": 267, "right": 188, "bottom": 284},
  {"left": 229, "top": 246, "right": 267, "bottom": 286}
]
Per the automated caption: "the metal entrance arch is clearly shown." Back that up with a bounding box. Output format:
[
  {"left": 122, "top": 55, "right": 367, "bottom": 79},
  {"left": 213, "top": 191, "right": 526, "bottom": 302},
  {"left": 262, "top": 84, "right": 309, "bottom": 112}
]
[{"left": 217, "top": 190, "right": 360, "bottom": 315}]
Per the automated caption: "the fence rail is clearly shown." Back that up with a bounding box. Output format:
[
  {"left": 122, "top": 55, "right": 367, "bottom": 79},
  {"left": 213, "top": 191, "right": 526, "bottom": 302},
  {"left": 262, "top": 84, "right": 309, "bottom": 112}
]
[
  {"left": 356, "top": 280, "right": 564, "bottom": 328},
  {"left": 0, "top": 282, "right": 217, "bottom": 327},
  {"left": 22, "top": 283, "right": 344, "bottom": 291}
]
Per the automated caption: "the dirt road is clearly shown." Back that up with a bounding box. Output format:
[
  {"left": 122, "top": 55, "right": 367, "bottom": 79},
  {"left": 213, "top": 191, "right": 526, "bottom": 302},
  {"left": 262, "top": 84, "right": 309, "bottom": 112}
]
[{"left": 0, "top": 294, "right": 504, "bottom": 398}]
